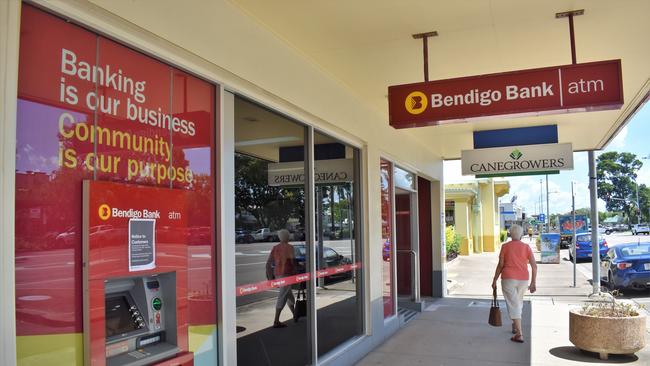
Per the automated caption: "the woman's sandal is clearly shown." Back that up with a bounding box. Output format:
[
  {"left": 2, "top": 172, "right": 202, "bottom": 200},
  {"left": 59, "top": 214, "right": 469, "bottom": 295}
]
[{"left": 510, "top": 334, "right": 524, "bottom": 343}]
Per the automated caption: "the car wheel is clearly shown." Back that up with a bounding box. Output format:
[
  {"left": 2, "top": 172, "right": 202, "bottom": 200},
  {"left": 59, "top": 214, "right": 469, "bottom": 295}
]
[{"left": 607, "top": 271, "right": 617, "bottom": 291}]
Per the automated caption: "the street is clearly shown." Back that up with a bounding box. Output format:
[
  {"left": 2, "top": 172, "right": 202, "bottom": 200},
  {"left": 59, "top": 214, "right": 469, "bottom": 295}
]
[{"left": 570, "top": 231, "right": 650, "bottom": 311}]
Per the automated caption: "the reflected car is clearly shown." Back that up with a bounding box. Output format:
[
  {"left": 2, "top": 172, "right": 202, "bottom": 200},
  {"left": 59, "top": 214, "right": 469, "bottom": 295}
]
[
  {"left": 293, "top": 244, "right": 353, "bottom": 283},
  {"left": 632, "top": 224, "right": 650, "bottom": 235},
  {"left": 569, "top": 232, "right": 608, "bottom": 261},
  {"left": 235, "top": 230, "right": 254, "bottom": 244},
  {"left": 601, "top": 242, "right": 650, "bottom": 291},
  {"left": 382, "top": 239, "right": 391, "bottom": 261}
]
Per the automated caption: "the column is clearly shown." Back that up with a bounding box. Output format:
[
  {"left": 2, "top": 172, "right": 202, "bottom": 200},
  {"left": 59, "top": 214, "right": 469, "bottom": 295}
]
[
  {"left": 454, "top": 199, "right": 472, "bottom": 256},
  {"left": 472, "top": 200, "right": 483, "bottom": 253},
  {"left": 480, "top": 180, "right": 499, "bottom": 252}
]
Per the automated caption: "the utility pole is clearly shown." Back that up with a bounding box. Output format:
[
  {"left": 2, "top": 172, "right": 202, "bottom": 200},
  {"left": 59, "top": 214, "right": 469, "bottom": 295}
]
[
  {"left": 537, "top": 179, "right": 546, "bottom": 233},
  {"left": 588, "top": 151, "right": 600, "bottom": 295},
  {"left": 572, "top": 182, "right": 577, "bottom": 287},
  {"left": 546, "top": 175, "right": 550, "bottom": 233},
  {"left": 634, "top": 178, "right": 641, "bottom": 225}
]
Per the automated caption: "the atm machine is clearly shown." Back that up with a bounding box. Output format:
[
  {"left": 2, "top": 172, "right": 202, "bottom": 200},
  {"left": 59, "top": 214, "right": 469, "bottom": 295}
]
[
  {"left": 83, "top": 181, "right": 193, "bottom": 366},
  {"left": 103, "top": 272, "right": 179, "bottom": 365}
]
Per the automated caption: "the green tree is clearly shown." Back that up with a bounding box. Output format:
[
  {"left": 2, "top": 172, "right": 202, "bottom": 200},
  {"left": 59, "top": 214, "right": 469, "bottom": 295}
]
[
  {"left": 596, "top": 151, "right": 643, "bottom": 224},
  {"left": 234, "top": 153, "right": 304, "bottom": 230}
]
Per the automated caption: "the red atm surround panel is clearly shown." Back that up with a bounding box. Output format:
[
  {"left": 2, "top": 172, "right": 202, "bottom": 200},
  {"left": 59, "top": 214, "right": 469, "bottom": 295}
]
[{"left": 83, "top": 180, "right": 193, "bottom": 366}]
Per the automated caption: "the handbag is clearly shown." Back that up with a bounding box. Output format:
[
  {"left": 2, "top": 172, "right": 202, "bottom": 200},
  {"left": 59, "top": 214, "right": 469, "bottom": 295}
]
[
  {"left": 488, "top": 287, "right": 502, "bottom": 327},
  {"left": 293, "top": 288, "right": 307, "bottom": 322}
]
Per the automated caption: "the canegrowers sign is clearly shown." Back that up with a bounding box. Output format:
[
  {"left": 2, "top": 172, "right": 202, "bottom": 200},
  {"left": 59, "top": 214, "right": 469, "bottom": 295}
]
[
  {"left": 268, "top": 159, "right": 353, "bottom": 186},
  {"left": 461, "top": 143, "right": 573, "bottom": 177},
  {"left": 388, "top": 60, "right": 623, "bottom": 128}
]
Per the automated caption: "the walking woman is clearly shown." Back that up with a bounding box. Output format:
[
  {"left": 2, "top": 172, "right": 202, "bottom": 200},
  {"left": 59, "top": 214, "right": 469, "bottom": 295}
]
[{"left": 491, "top": 224, "right": 537, "bottom": 343}]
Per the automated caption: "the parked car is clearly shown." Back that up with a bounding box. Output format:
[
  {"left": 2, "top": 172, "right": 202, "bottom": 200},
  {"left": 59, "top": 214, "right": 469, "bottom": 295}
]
[
  {"left": 293, "top": 244, "right": 352, "bottom": 283},
  {"left": 600, "top": 242, "right": 650, "bottom": 291},
  {"left": 588, "top": 225, "right": 607, "bottom": 236},
  {"left": 289, "top": 230, "right": 305, "bottom": 241},
  {"left": 569, "top": 232, "right": 608, "bottom": 261},
  {"left": 632, "top": 223, "right": 650, "bottom": 235},
  {"left": 604, "top": 223, "right": 629, "bottom": 235},
  {"left": 252, "top": 228, "right": 276, "bottom": 242},
  {"left": 235, "top": 230, "right": 254, "bottom": 244}
]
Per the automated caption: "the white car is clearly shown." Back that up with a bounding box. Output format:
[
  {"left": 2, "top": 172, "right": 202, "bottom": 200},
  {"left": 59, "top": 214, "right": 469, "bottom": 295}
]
[
  {"left": 588, "top": 225, "right": 607, "bottom": 236},
  {"left": 632, "top": 224, "right": 650, "bottom": 235}
]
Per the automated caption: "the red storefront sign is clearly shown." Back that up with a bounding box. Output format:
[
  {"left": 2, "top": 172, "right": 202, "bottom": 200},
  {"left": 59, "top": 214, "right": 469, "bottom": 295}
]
[
  {"left": 15, "top": 4, "right": 216, "bottom": 339},
  {"left": 388, "top": 59, "right": 623, "bottom": 128}
]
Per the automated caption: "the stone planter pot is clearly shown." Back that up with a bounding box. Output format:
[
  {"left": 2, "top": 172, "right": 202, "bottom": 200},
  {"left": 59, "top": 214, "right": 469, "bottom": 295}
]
[{"left": 569, "top": 309, "right": 647, "bottom": 360}]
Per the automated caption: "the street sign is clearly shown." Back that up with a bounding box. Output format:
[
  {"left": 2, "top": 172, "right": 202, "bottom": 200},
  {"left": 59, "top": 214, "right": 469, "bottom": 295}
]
[{"left": 539, "top": 214, "right": 546, "bottom": 222}]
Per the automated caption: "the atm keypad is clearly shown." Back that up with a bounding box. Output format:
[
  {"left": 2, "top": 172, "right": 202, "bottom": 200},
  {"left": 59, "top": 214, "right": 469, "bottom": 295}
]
[{"left": 129, "top": 305, "right": 146, "bottom": 329}]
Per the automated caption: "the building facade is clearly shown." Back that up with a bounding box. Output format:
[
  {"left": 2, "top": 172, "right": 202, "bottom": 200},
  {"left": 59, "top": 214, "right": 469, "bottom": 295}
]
[
  {"left": 0, "top": 2, "right": 446, "bottom": 365},
  {"left": 2, "top": 1, "right": 648, "bottom": 366},
  {"left": 445, "top": 180, "right": 509, "bottom": 255}
]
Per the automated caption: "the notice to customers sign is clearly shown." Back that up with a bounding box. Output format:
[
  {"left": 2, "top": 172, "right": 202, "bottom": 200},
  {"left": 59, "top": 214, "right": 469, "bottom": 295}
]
[
  {"left": 388, "top": 60, "right": 623, "bottom": 128},
  {"left": 129, "top": 219, "right": 156, "bottom": 271}
]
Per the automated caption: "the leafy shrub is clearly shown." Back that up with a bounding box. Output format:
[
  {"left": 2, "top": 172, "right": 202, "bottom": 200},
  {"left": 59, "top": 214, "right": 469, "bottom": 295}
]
[
  {"left": 445, "top": 226, "right": 461, "bottom": 257},
  {"left": 500, "top": 230, "right": 508, "bottom": 243},
  {"left": 580, "top": 292, "right": 645, "bottom": 317}
]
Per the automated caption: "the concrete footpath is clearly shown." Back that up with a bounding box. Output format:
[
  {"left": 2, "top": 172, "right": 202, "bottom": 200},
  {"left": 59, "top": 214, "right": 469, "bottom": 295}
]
[{"left": 357, "top": 238, "right": 650, "bottom": 365}]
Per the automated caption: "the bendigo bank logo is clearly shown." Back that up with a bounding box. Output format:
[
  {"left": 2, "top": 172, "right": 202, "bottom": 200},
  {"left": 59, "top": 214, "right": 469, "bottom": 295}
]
[
  {"left": 404, "top": 91, "right": 428, "bottom": 115},
  {"left": 98, "top": 204, "right": 111, "bottom": 221}
]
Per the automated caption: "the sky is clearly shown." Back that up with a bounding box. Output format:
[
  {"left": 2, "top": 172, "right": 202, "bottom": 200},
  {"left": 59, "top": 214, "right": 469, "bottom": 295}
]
[{"left": 444, "top": 102, "right": 650, "bottom": 215}]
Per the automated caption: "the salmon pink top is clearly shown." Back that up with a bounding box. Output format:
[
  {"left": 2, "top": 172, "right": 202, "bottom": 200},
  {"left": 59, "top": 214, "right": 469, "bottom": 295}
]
[{"left": 500, "top": 240, "right": 533, "bottom": 280}]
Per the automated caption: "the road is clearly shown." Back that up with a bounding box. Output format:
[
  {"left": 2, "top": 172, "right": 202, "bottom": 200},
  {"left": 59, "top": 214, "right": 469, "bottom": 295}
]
[
  {"left": 566, "top": 231, "right": 650, "bottom": 311},
  {"left": 235, "top": 239, "right": 356, "bottom": 306}
]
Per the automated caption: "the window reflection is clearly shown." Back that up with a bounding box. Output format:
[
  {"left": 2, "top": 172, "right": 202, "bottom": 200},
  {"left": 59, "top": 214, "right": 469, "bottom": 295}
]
[
  {"left": 234, "top": 97, "right": 310, "bottom": 366},
  {"left": 314, "top": 132, "right": 362, "bottom": 357},
  {"left": 380, "top": 159, "right": 395, "bottom": 318}
]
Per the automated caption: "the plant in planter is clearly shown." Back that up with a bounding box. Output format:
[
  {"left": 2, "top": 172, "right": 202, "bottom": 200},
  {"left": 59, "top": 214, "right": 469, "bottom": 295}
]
[{"left": 569, "top": 293, "right": 647, "bottom": 360}]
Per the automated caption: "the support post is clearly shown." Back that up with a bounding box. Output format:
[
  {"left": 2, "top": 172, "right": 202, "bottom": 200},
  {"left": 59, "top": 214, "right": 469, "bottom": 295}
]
[
  {"left": 555, "top": 9, "right": 584, "bottom": 65},
  {"left": 568, "top": 14, "right": 577, "bottom": 64},
  {"left": 588, "top": 151, "right": 600, "bottom": 295},
  {"left": 412, "top": 31, "right": 438, "bottom": 82}
]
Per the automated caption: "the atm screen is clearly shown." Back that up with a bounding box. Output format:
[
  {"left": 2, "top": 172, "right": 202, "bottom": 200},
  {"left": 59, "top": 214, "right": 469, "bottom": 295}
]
[{"left": 105, "top": 295, "right": 138, "bottom": 337}]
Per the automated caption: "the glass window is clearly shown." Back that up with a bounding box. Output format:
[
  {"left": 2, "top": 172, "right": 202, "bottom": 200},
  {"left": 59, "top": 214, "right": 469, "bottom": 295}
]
[
  {"left": 15, "top": 4, "right": 217, "bottom": 364},
  {"left": 620, "top": 244, "right": 650, "bottom": 256},
  {"left": 234, "top": 97, "right": 310, "bottom": 366},
  {"left": 394, "top": 166, "right": 415, "bottom": 191},
  {"left": 380, "top": 159, "right": 395, "bottom": 318},
  {"left": 314, "top": 131, "right": 362, "bottom": 357}
]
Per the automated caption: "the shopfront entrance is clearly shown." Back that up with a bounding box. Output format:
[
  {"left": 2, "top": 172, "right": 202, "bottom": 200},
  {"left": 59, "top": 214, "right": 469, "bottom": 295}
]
[{"left": 386, "top": 165, "right": 422, "bottom": 318}]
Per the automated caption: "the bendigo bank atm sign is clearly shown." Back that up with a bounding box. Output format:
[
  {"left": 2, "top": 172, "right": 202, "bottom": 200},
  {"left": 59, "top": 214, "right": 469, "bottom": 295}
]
[{"left": 388, "top": 60, "right": 623, "bottom": 128}]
